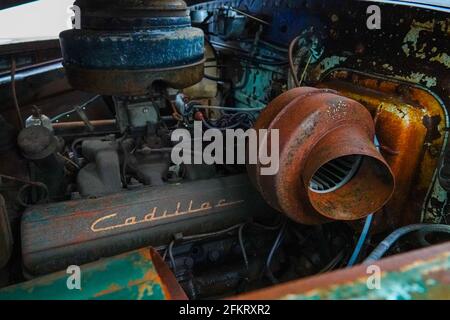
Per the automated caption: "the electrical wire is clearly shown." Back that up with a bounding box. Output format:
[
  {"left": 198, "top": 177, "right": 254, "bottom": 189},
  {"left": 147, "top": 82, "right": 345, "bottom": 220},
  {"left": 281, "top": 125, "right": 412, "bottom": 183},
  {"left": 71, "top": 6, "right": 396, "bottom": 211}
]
[
  {"left": 319, "top": 250, "right": 347, "bottom": 274},
  {"left": 168, "top": 240, "right": 177, "bottom": 274},
  {"left": 347, "top": 213, "right": 374, "bottom": 267},
  {"left": 10, "top": 57, "right": 24, "bottom": 129},
  {"left": 57, "top": 152, "right": 80, "bottom": 170},
  {"left": 182, "top": 223, "right": 244, "bottom": 241},
  {"left": 223, "top": 6, "right": 270, "bottom": 26},
  {"left": 0, "top": 173, "right": 47, "bottom": 188},
  {"left": 191, "top": 104, "right": 265, "bottom": 112},
  {"left": 238, "top": 224, "right": 249, "bottom": 270},
  {"left": 162, "top": 221, "right": 282, "bottom": 275},
  {"left": 0, "top": 174, "right": 49, "bottom": 206},
  {"left": 252, "top": 221, "right": 284, "bottom": 231},
  {"left": 163, "top": 223, "right": 245, "bottom": 274},
  {"left": 264, "top": 219, "right": 287, "bottom": 284},
  {"left": 298, "top": 54, "right": 313, "bottom": 86},
  {"left": 364, "top": 224, "right": 450, "bottom": 264},
  {"left": 288, "top": 35, "right": 302, "bottom": 87},
  {"left": 238, "top": 222, "right": 282, "bottom": 271},
  {"left": 208, "top": 40, "right": 289, "bottom": 66},
  {"left": 51, "top": 95, "right": 100, "bottom": 123},
  {"left": 198, "top": 109, "right": 256, "bottom": 130}
]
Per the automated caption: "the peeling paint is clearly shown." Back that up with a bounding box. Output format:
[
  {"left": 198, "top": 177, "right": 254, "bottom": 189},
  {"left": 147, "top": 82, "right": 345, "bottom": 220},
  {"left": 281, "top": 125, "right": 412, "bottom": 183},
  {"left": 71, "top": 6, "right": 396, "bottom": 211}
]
[
  {"left": 430, "top": 52, "right": 450, "bottom": 68},
  {"left": 280, "top": 251, "right": 450, "bottom": 300},
  {"left": 402, "top": 20, "right": 435, "bottom": 57},
  {"left": 320, "top": 56, "right": 347, "bottom": 73},
  {"left": 394, "top": 72, "right": 437, "bottom": 88}
]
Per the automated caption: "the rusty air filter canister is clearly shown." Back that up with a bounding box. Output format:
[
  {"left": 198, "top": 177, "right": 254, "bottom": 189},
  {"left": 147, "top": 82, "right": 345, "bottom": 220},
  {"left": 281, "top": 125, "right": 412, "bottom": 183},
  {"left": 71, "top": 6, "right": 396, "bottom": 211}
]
[
  {"left": 248, "top": 87, "right": 395, "bottom": 225},
  {"left": 59, "top": 0, "right": 205, "bottom": 95}
]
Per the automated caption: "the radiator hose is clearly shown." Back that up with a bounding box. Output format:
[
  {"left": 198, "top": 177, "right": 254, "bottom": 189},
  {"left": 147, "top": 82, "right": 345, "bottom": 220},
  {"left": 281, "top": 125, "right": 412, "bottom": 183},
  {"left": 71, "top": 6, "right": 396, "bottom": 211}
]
[{"left": 364, "top": 224, "right": 450, "bottom": 264}]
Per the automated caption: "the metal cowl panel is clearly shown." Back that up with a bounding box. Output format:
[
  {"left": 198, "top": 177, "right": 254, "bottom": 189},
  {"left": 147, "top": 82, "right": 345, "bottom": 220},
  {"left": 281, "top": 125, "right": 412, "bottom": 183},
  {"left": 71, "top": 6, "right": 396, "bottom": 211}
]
[
  {"left": 248, "top": 87, "right": 395, "bottom": 225},
  {"left": 59, "top": 0, "right": 205, "bottom": 95}
]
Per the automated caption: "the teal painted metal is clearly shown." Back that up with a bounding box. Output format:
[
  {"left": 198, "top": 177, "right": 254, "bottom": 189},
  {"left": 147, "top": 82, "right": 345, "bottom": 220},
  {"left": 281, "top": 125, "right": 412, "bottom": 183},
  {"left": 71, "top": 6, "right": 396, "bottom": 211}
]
[
  {"left": 0, "top": 248, "right": 186, "bottom": 300},
  {"left": 60, "top": 0, "right": 204, "bottom": 70},
  {"left": 234, "top": 242, "right": 450, "bottom": 300}
]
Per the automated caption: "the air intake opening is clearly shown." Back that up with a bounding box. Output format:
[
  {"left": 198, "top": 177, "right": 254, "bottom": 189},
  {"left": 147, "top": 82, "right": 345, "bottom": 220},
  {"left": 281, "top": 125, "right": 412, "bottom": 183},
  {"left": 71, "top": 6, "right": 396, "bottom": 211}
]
[{"left": 309, "top": 155, "right": 362, "bottom": 193}]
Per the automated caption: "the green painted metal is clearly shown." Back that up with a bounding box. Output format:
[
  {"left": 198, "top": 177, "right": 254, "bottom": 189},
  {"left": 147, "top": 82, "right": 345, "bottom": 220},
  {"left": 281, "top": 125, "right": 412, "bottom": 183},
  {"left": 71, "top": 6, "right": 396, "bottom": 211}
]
[
  {"left": 284, "top": 250, "right": 450, "bottom": 300},
  {"left": 0, "top": 248, "right": 184, "bottom": 300},
  {"left": 235, "top": 243, "right": 450, "bottom": 300}
]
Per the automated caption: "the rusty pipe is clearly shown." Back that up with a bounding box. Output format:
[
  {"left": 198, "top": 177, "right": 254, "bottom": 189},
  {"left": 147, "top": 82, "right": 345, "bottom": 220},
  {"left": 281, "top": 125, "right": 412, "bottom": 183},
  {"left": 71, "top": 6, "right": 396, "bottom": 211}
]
[
  {"left": 248, "top": 87, "right": 395, "bottom": 224},
  {"left": 52, "top": 119, "right": 116, "bottom": 129}
]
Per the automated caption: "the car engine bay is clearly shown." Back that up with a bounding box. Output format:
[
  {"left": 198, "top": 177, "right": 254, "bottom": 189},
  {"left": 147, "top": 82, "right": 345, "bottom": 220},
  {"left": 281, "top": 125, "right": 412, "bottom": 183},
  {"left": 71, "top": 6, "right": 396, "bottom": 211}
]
[{"left": 0, "top": 0, "right": 449, "bottom": 300}]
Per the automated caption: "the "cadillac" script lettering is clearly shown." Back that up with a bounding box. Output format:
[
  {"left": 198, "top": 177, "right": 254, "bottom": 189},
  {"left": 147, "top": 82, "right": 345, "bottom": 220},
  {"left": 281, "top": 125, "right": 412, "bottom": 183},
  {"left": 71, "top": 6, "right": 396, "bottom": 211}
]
[{"left": 90, "top": 198, "right": 245, "bottom": 233}]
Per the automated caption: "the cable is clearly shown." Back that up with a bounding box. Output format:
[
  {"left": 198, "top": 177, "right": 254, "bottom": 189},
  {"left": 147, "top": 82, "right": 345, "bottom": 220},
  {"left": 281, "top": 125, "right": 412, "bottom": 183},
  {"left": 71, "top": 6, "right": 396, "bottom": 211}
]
[
  {"left": 199, "top": 110, "right": 256, "bottom": 131},
  {"left": 252, "top": 221, "right": 284, "bottom": 231},
  {"left": 0, "top": 174, "right": 49, "bottom": 206},
  {"left": 238, "top": 224, "right": 249, "bottom": 270},
  {"left": 162, "top": 221, "right": 281, "bottom": 275},
  {"left": 347, "top": 214, "right": 374, "bottom": 267},
  {"left": 10, "top": 57, "right": 24, "bottom": 129},
  {"left": 208, "top": 40, "right": 289, "bottom": 66},
  {"left": 168, "top": 240, "right": 177, "bottom": 274},
  {"left": 288, "top": 35, "right": 302, "bottom": 87},
  {"left": 0, "top": 174, "right": 46, "bottom": 188},
  {"left": 57, "top": 152, "right": 80, "bottom": 169},
  {"left": 182, "top": 223, "right": 244, "bottom": 241},
  {"left": 364, "top": 224, "right": 450, "bottom": 264},
  {"left": 265, "top": 219, "right": 287, "bottom": 284},
  {"left": 51, "top": 95, "right": 100, "bottom": 123},
  {"left": 319, "top": 250, "right": 347, "bottom": 274},
  {"left": 298, "top": 54, "right": 313, "bottom": 86},
  {"left": 224, "top": 6, "right": 270, "bottom": 26},
  {"left": 192, "top": 104, "right": 265, "bottom": 112}
]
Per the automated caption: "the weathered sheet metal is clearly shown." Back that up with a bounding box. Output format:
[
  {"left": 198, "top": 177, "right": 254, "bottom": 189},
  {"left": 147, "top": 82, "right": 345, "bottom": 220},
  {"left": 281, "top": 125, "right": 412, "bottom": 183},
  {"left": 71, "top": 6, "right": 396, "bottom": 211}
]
[
  {"left": 318, "top": 70, "right": 447, "bottom": 230},
  {"left": 197, "top": 0, "right": 449, "bottom": 229},
  {"left": 248, "top": 87, "right": 394, "bottom": 224},
  {"left": 60, "top": 0, "right": 205, "bottom": 95},
  {"left": 21, "top": 174, "right": 273, "bottom": 276},
  {"left": 0, "top": 248, "right": 187, "bottom": 300},
  {"left": 233, "top": 242, "right": 450, "bottom": 300}
]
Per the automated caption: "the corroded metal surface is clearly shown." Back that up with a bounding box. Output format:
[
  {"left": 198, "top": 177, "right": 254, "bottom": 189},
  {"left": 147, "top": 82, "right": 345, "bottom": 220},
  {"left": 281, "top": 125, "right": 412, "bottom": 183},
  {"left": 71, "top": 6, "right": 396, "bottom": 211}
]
[
  {"left": 233, "top": 242, "right": 450, "bottom": 300},
  {"left": 60, "top": 0, "right": 205, "bottom": 95},
  {"left": 199, "top": 0, "right": 449, "bottom": 228},
  {"left": 248, "top": 87, "right": 395, "bottom": 224},
  {"left": 63, "top": 59, "right": 205, "bottom": 96},
  {"left": 0, "top": 248, "right": 187, "bottom": 300},
  {"left": 318, "top": 70, "right": 447, "bottom": 230},
  {"left": 21, "top": 174, "right": 273, "bottom": 275}
]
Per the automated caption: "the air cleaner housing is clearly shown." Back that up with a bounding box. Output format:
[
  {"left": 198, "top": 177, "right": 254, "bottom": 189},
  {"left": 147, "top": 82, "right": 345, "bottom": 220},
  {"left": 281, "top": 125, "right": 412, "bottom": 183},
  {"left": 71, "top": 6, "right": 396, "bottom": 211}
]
[
  {"left": 59, "top": 0, "right": 205, "bottom": 96},
  {"left": 248, "top": 87, "right": 395, "bottom": 225}
]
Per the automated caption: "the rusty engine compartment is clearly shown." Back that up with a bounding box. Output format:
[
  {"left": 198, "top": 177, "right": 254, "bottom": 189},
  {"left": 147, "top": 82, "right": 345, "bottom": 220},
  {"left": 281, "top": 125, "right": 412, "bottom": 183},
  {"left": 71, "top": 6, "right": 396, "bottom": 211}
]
[{"left": 0, "top": 0, "right": 449, "bottom": 300}]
